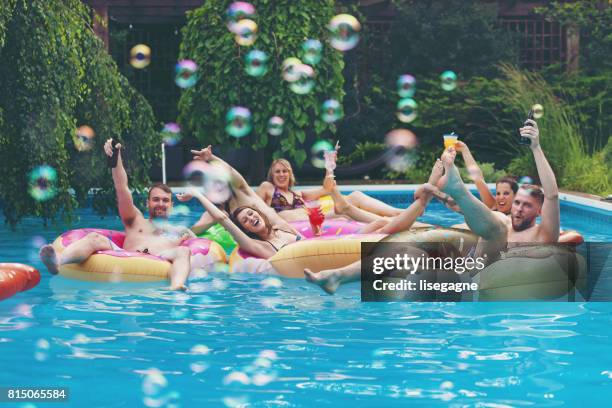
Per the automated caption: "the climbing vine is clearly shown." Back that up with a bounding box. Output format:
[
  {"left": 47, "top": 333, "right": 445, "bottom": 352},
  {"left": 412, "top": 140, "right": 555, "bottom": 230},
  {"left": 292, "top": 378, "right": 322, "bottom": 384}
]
[
  {"left": 178, "top": 0, "right": 345, "bottom": 169},
  {"left": 0, "top": 0, "right": 160, "bottom": 227}
]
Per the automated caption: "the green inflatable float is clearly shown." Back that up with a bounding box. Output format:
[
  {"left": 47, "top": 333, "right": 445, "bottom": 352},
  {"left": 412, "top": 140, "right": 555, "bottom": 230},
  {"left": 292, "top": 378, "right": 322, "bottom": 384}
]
[{"left": 199, "top": 224, "right": 237, "bottom": 254}]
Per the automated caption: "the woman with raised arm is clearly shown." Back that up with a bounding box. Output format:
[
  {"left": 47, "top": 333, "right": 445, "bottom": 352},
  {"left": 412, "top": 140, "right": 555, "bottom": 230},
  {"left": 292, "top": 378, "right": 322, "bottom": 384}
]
[{"left": 184, "top": 145, "right": 298, "bottom": 236}]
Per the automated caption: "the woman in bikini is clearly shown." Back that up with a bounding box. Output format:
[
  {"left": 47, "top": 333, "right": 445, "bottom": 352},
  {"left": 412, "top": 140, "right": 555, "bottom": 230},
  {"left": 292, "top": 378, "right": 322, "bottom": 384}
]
[{"left": 256, "top": 157, "right": 403, "bottom": 224}]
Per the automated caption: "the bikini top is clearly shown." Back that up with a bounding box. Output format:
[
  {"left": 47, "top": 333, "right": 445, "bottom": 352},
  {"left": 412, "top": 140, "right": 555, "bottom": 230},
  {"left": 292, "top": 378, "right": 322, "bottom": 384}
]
[
  {"left": 270, "top": 186, "right": 305, "bottom": 212},
  {"left": 265, "top": 228, "right": 303, "bottom": 251}
]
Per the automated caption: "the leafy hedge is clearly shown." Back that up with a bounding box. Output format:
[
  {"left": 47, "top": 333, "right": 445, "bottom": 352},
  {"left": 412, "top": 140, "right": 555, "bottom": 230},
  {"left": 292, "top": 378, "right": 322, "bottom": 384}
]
[
  {"left": 178, "top": 0, "right": 345, "bottom": 170},
  {"left": 0, "top": 0, "right": 160, "bottom": 226}
]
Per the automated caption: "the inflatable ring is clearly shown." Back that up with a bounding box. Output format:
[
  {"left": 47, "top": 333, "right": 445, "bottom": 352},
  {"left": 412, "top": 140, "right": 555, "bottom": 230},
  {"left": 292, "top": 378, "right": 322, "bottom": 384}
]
[
  {"left": 199, "top": 224, "right": 237, "bottom": 253},
  {"left": 477, "top": 244, "right": 587, "bottom": 300},
  {"left": 290, "top": 219, "right": 364, "bottom": 238},
  {"left": 229, "top": 233, "right": 386, "bottom": 277},
  {"left": 52, "top": 229, "right": 227, "bottom": 282},
  {"left": 0, "top": 263, "right": 41, "bottom": 301}
]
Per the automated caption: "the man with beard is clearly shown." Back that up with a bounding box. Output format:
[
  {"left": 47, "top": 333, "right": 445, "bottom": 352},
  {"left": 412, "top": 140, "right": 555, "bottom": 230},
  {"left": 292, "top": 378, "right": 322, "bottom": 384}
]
[
  {"left": 438, "top": 118, "right": 559, "bottom": 259},
  {"left": 40, "top": 139, "right": 193, "bottom": 290}
]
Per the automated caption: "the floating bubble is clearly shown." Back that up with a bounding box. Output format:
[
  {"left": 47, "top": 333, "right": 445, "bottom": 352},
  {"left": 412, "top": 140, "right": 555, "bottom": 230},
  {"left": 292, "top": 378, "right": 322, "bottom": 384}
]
[
  {"left": 289, "top": 64, "right": 315, "bottom": 94},
  {"left": 223, "top": 396, "right": 249, "bottom": 408},
  {"left": 385, "top": 129, "right": 418, "bottom": 150},
  {"left": 396, "top": 98, "right": 417, "bottom": 123},
  {"left": 440, "top": 70, "right": 457, "bottom": 91},
  {"left": 397, "top": 74, "right": 416, "bottom": 98},
  {"left": 252, "top": 373, "right": 276, "bottom": 386},
  {"left": 328, "top": 14, "right": 361, "bottom": 51},
  {"left": 174, "top": 59, "right": 198, "bottom": 88},
  {"left": 281, "top": 57, "right": 303, "bottom": 82},
  {"left": 223, "top": 371, "right": 250, "bottom": 385},
  {"left": 130, "top": 44, "right": 151, "bottom": 69},
  {"left": 30, "top": 235, "right": 47, "bottom": 249},
  {"left": 245, "top": 49, "right": 268, "bottom": 77},
  {"left": 225, "top": 106, "right": 252, "bottom": 138},
  {"left": 182, "top": 160, "right": 232, "bottom": 204},
  {"left": 190, "top": 362, "right": 209, "bottom": 374},
  {"left": 321, "top": 99, "right": 343, "bottom": 123},
  {"left": 311, "top": 140, "right": 334, "bottom": 168},
  {"left": 28, "top": 165, "right": 57, "bottom": 201},
  {"left": 190, "top": 344, "right": 210, "bottom": 355},
  {"left": 233, "top": 19, "right": 257, "bottom": 46},
  {"left": 267, "top": 116, "right": 284, "bottom": 136},
  {"left": 173, "top": 205, "right": 190, "bottom": 217},
  {"left": 161, "top": 123, "right": 182, "bottom": 146},
  {"left": 226, "top": 2, "right": 256, "bottom": 33},
  {"left": 34, "top": 338, "right": 50, "bottom": 362},
  {"left": 73, "top": 125, "right": 95, "bottom": 152},
  {"left": 142, "top": 368, "right": 169, "bottom": 407},
  {"left": 518, "top": 176, "right": 534, "bottom": 185},
  {"left": 259, "top": 350, "right": 278, "bottom": 360},
  {"left": 261, "top": 277, "right": 282, "bottom": 288},
  {"left": 531, "top": 103, "right": 544, "bottom": 119},
  {"left": 302, "top": 39, "right": 323, "bottom": 65},
  {"left": 387, "top": 150, "right": 418, "bottom": 172}
]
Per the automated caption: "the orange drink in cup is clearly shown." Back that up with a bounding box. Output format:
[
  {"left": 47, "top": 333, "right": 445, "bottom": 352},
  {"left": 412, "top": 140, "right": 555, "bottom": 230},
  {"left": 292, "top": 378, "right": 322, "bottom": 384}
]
[{"left": 443, "top": 132, "right": 458, "bottom": 149}]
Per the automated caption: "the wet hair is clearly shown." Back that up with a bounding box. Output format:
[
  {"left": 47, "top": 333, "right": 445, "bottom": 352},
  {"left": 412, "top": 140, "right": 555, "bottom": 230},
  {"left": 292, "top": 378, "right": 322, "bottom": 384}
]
[
  {"left": 231, "top": 206, "right": 273, "bottom": 240},
  {"left": 496, "top": 176, "right": 518, "bottom": 194},
  {"left": 148, "top": 183, "right": 172, "bottom": 199},
  {"left": 519, "top": 184, "right": 545, "bottom": 206},
  {"left": 267, "top": 159, "right": 296, "bottom": 188}
]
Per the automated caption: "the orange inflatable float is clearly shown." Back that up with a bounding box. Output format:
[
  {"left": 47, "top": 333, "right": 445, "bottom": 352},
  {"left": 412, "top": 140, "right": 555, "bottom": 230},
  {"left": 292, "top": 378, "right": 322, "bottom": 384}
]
[{"left": 0, "top": 263, "right": 41, "bottom": 301}]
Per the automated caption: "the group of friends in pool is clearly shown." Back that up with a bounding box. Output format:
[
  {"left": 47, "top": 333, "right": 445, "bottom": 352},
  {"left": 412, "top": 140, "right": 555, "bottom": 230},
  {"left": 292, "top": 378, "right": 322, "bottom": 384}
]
[{"left": 39, "top": 118, "right": 573, "bottom": 293}]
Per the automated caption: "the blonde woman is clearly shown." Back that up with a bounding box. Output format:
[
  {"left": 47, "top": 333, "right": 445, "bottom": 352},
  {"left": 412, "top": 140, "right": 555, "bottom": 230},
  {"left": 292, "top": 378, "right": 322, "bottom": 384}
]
[{"left": 256, "top": 158, "right": 402, "bottom": 223}]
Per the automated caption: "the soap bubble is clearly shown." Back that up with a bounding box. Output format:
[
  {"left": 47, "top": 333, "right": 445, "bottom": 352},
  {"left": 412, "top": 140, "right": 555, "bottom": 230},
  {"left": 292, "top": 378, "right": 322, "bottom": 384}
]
[
  {"left": 226, "top": 2, "right": 256, "bottom": 33},
  {"left": 34, "top": 338, "right": 50, "bottom": 362},
  {"left": 397, "top": 98, "right": 417, "bottom": 123},
  {"left": 174, "top": 59, "right": 198, "bottom": 88},
  {"left": 397, "top": 74, "right": 416, "bottom": 98},
  {"left": 311, "top": 140, "right": 334, "bottom": 168},
  {"left": 289, "top": 64, "right": 315, "bottom": 94},
  {"left": 385, "top": 129, "right": 418, "bottom": 172},
  {"left": 531, "top": 103, "right": 544, "bottom": 119},
  {"left": 282, "top": 57, "right": 302, "bottom": 82},
  {"left": 223, "top": 371, "right": 250, "bottom": 385},
  {"left": 321, "top": 99, "right": 343, "bottom": 123},
  {"left": 267, "top": 116, "right": 284, "bottom": 136},
  {"left": 73, "top": 125, "right": 95, "bottom": 152},
  {"left": 245, "top": 49, "right": 268, "bottom": 77},
  {"left": 518, "top": 176, "right": 534, "bottom": 185},
  {"left": 225, "top": 106, "right": 252, "bottom": 138},
  {"left": 233, "top": 19, "right": 257, "bottom": 46},
  {"left": 440, "top": 70, "right": 457, "bottom": 91},
  {"left": 130, "top": 44, "right": 151, "bottom": 69},
  {"left": 161, "top": 123, "right": 182, "bottom": 146},
  {"left": 302, "top": 39, "right": 323, "bottom": 65},
  {"left": 328, "top": 14, "right": 361, "bottom": 51},
  {"left": 385, "top": 129, "right": 418, "bottom": 150},
  {"left": 261, "top": 277, "right": 282, "bottom": 288},
  {"left": 182, "top": 160, "right": 232, "bottom": 204},
  {"left": 28, "top": 165, "right": 57, "bottom": 201}
]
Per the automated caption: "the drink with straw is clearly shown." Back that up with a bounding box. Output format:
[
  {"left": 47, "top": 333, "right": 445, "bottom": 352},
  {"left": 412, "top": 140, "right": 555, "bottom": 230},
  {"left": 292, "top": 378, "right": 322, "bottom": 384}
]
[
  {"left": 305, "top": 200, "right": 325, "bottom": 236},
  {"left": 443, "top": 132, "right": 458, "bottom": 149}
]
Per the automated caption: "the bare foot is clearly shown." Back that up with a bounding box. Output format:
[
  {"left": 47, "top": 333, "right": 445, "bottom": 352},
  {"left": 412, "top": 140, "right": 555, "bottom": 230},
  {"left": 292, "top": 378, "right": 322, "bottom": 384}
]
[
  {"left": 428, "top": 159, "right": 444, "bottom": 185},
  {"left": 168, "top": 284, "right": 188, "bottom": 291},
  {"left": 304, "top": 268, "right": 340, "bottom": 295},
  {"left": 39, "top": 244, "right": 60, "bottom": 275},
  {"left": 329, "top": 186, "right": 350, "bottom": 215},
  {"left": 438, "top": 148, "right": 465, "bottom": 197}
]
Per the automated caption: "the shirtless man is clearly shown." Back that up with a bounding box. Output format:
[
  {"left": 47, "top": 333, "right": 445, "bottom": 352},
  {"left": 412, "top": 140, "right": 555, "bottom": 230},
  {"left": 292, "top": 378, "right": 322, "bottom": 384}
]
[
  {"left": 40, "top": 139, "right": 193, "bottom": 290},
  {"left": 306, "top": 119, "right": 560, "bottom": 294}
]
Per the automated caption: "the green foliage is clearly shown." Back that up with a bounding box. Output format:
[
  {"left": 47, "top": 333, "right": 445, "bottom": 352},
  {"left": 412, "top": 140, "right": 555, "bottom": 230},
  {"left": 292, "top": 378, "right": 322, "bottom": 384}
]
[
  {"left": 535, "top": 0, "right": 612, "bottom": 74},
  {"left": 0, "top": 0, "right": 160, "bottom": 226},
  {"left": 497, "top": 64, "right": 610, "bottom": 196},
  {"left": 178, "top": 0, "right": 344, "bottom": 168},
  {"left": 389, "top": 0, "right": 518, "bottom": 78}
]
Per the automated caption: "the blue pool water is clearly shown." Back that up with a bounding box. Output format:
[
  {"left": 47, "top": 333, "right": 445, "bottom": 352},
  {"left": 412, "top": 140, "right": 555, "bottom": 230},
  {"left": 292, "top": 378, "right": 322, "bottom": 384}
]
[{"left": 1, "top": 192, "right": 612, "bottom": 407}]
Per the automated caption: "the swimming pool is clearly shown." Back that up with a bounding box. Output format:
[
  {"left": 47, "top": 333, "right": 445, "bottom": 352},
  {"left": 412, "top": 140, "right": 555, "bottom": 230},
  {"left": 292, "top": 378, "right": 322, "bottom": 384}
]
[{"left": 1, "top": 191, "right": 611, "bottom": 406}]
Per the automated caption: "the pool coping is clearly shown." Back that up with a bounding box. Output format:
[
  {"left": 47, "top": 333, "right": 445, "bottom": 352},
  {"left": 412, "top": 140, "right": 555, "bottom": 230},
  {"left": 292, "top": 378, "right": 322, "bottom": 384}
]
[{"left": 169, "top": 184, "right": 612, "bottom": 213}]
